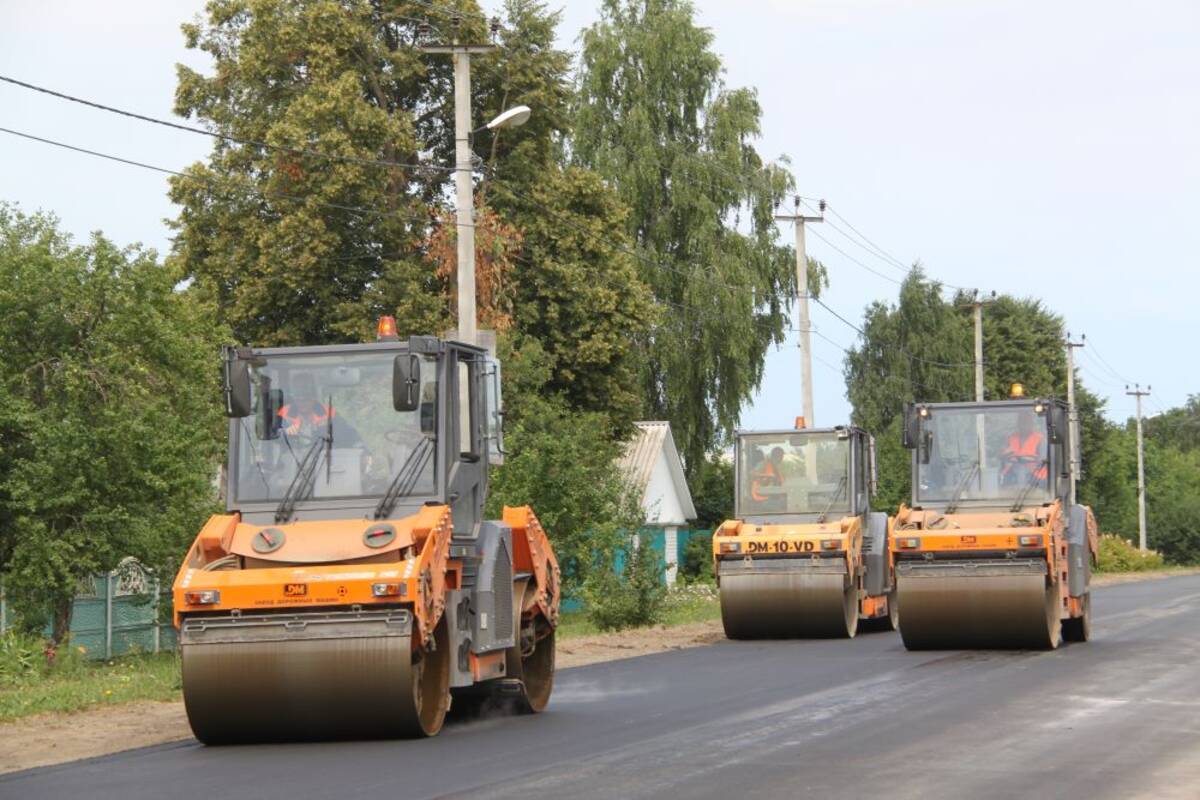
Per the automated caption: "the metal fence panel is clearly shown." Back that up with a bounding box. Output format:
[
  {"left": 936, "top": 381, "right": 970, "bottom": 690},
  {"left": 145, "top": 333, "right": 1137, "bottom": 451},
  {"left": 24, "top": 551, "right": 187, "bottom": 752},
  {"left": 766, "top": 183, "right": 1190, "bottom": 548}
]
[{"left": 0, "top": 559, "right": 177, "bottom": 659}]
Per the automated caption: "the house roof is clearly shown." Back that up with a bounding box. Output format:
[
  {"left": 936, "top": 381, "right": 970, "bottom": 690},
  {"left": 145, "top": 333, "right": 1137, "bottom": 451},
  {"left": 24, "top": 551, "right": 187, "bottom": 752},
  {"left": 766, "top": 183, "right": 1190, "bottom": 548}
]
[{"left": 616, "top": 421, "right": 697, "bottom": 524}]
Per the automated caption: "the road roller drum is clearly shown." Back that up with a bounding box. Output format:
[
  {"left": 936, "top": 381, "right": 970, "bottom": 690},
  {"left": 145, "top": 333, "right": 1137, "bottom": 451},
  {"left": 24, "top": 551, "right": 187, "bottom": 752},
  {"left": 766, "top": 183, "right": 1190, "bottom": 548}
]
[
  {"left": 894, "top": 560, "right": 1061, "bottom": 650},
  {"left": 719, "top": 559, "right": 858, "bottom": 638}
]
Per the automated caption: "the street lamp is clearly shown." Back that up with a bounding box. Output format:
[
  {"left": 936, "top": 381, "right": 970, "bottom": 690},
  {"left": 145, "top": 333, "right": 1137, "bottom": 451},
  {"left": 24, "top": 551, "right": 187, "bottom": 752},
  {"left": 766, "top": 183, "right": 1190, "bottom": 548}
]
[{"left": 478, "top": 104, "right": 531, "bottom": 133}]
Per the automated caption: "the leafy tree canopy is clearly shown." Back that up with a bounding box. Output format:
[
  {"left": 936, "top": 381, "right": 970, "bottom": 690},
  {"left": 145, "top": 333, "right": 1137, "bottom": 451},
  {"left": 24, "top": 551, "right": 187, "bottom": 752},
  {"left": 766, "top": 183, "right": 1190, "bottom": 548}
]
[
  {"left": 170, "top": 0, "right": 572, "bottom": 347},
  {"left": 0, "top": 205, "right": 224, "bottom": 641},
  {"left": 573, "top": 0, "right": 820, "bottom": 469}
]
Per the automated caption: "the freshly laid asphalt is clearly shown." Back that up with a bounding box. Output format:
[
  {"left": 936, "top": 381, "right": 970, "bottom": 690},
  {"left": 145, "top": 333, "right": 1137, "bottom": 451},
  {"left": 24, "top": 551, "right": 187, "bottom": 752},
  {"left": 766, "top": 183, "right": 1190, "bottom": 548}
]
[{"left": 5, "top": 575, "right": 1199, "bottom": 800}]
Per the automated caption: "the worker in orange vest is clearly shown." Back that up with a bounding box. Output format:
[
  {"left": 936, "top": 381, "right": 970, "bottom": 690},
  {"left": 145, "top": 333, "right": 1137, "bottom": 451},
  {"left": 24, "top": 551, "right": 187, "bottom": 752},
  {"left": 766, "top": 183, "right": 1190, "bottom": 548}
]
[
  {"left": 751, "top": 447, "right": 785, "bottom": 503},
  {"left": 277, "top": 373, "right": 336, "bottom": 436},
  {"left": 1001, "top": 412, "right": 1048, "bottom": 487}
]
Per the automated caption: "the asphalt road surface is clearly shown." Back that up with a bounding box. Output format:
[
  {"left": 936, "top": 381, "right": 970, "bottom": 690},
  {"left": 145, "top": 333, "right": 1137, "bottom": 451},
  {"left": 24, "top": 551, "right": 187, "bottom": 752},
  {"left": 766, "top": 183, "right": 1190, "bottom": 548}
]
[{"left": 6, "top": 575, "right": 1200, "bottom": 800}]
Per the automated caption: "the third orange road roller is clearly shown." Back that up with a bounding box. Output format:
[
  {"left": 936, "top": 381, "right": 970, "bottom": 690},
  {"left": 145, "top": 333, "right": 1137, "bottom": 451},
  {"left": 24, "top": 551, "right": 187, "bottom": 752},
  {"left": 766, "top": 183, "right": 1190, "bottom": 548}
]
[
  {"left": 891, "top": 386, "right": 1097, "bottom": 649},
  {"left": 172, "top": 324, "right": 559, "bottom": 742},
  {"left": 712, "top": 421, "right": 896, "bottom": 638}
]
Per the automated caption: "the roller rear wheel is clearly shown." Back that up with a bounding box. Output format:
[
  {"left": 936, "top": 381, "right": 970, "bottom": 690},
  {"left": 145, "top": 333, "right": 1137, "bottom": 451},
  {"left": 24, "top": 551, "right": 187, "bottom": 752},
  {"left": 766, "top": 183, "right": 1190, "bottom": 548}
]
[
  {"left": 505, "top": 580, "right": 555, "bottom": 713},
  {"left": 1062, "top": 592, "right": 1092, "bottom": 642}
]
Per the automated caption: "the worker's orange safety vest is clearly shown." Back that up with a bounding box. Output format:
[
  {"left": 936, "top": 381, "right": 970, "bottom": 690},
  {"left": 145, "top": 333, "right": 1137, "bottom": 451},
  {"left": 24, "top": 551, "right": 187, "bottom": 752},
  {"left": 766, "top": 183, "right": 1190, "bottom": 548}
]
[
  {"left": 751, "top": 462, "right": 781, "bottom": 501},
  {"left": 278, "top": 403, "right": 335, "bottom": 435},
  {"left": 1004, "top": 432, "right": 1048, "bottom": 480}
]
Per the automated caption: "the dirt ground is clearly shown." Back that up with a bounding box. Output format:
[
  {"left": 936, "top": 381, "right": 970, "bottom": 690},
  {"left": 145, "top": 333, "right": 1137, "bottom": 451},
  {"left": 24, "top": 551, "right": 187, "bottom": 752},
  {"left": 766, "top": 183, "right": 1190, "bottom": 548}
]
[{"left": 4, "top": 570, "right": 1197, "bottom": 776}]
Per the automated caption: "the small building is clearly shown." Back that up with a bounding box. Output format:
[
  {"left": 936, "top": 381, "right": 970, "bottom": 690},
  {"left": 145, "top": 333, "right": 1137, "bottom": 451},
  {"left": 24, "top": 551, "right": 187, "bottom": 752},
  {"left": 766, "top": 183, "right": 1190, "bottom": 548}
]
[{"left": 616, "top": 421, "right": 698, "bottom": 584}]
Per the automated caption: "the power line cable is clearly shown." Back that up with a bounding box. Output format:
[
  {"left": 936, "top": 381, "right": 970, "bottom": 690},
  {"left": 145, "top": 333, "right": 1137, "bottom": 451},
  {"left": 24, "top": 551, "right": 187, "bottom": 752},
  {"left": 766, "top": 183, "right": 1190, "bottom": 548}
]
[
  {"left": 810, "top": 295, "right": 979, "bottom": 370},
  {"left": 0, "top": 126, "right": 454, "bottom": 229},
  {"left": 0, "top": 74, "right": 455, "bottom": 175},
  {"left": 802, "top": 198, "right": 974, "bottom": 293},
  {"left": 1084, "top": 338, "right": 1135, "bottom": 386},
  {"left": 805, "top": 226, "right": 903, "bottom": 285},
  {"left": 823, "top": 202, "right": 910, "bottom": 271}
]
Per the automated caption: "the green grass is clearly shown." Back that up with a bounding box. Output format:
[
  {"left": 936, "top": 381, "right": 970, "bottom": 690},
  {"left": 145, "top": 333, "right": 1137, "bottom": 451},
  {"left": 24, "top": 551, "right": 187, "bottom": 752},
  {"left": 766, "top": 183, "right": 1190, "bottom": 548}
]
[
  {"left": 0, "top": 634, "right": 180, "bottom": 722},
  {"left": 558, "top": 583, "right": 721, "bottom": 640}
]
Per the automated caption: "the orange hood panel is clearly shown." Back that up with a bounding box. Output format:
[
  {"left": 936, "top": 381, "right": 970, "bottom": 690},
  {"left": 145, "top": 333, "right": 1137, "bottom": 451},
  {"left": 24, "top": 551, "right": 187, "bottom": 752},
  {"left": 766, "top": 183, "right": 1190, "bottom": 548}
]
[{"left": 228, "top": 518, "right": 417, "bottom": 564}]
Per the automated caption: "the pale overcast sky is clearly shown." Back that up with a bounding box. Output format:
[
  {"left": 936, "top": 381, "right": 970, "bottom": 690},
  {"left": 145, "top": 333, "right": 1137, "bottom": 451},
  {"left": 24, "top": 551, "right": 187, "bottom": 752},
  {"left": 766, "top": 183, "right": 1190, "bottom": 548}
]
[{"left": 2, "top": 1, "right": 1196, "bottom": 430}]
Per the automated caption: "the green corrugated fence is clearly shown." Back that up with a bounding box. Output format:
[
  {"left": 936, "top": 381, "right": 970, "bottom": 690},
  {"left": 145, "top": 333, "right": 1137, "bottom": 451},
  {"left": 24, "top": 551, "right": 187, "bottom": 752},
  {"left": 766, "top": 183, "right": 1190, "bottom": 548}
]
[{"left": 0, "top": 558, "right": 177, "bottom": 659}]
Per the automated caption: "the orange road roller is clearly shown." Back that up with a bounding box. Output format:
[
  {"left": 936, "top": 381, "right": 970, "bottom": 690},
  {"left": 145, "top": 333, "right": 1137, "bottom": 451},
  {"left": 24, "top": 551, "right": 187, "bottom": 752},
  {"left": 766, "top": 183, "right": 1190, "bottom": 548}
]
[
  {"left": 712, "top": 423, "right": 896, "bottom": 638},
  {"left": 173, "top": 328, "right": 559, "bottom": 742},
  {"left": 891, "top": 388, "right": 1097, "bottom": 649}
]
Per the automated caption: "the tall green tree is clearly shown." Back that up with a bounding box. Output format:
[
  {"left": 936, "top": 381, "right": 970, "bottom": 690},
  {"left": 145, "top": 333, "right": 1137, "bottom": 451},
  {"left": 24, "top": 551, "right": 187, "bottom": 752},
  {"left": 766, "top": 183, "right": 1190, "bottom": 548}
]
[
  {"left": 170, "top": 0, "right": 576, "bottom": 348},
  {"left": 508, "top": 167, "right": 655, "bottom": 429},
  {"left": 1146, "top": 395, "right": 1200, "bottom": 452},
  {"left": 572, "top": 0, "right": 815, "bottom": 470},
  {"left": 0, "top": 206, "right": 223, "bottom": 642},
  {"left": 475, "top": 0, "right": 574, "bottom": 200},
  {"left": 170, "top": 0, "right": 473, "bottom": 345}
]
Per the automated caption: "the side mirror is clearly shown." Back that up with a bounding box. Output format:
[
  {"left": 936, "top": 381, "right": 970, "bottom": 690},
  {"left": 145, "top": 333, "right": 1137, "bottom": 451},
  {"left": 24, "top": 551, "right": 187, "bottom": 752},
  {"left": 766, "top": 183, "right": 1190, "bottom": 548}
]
[
  {"left": 393, "top": 354, "right": 421, "bottom": 412},
  {"left": 221, "top": 347, "right": 252, "bottom": 418},
  {"left": 256, "top": 386, "right": 282, "bottom": 440},
  {"left": 902, "top": 404, "right": 919, "bottom": 449}
]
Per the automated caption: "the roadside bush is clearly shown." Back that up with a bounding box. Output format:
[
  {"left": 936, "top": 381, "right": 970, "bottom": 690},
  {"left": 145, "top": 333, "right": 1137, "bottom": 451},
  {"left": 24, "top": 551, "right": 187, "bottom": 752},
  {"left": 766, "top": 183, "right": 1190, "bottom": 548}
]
[
  {"left": 583, "top": 533, "right": 667, "bottom": 631},
  {"left": 486, "top": 390, "right": 638, "bottom": 600},
  {"left": 0, "top": 631, "right": 41, "bottom": 685},
  {"left": 679, "top": 531, "right": 715, "bottom": 584},
  {"left": 1095, "top": 534, "right": 1165, "bottom": 572},
  {"left": 1151, "top": 493, "right": 1200, "bottom": 565},
  {"left": 0, "top": 630, "right": 92, "bottom": 686}
]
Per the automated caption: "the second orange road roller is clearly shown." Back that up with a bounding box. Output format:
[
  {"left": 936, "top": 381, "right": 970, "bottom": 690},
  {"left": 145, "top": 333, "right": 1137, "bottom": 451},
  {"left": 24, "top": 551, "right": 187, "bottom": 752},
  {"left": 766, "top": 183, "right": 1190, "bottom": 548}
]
[
  {"left": 712, "top": 422, "right": 896, "bottom": 638},
  {"left": 890, "top": 386, "right": 1097, "bottom": 649},
  {"left": 172, "top": 325, "right": 559, "bottom": 742}
]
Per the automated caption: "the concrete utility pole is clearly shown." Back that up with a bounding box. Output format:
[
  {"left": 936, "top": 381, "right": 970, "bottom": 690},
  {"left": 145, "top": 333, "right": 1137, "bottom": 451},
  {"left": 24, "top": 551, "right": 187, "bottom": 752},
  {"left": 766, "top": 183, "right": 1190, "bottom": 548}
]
[
  {"left": 962, "top": 291, "right": 996, "bottom": 401},
  {"left": 1064, "top": 333, "right": 1085, "bottom": 507},
  {"left": 775, "top": 197, "right": 824, "bottom": 428},
  {"left": 1126, "top": 384, "right": 1152, "bottom": 551},
  {"left": 420, "top": 40, "right": 496, "bottom": 345}
]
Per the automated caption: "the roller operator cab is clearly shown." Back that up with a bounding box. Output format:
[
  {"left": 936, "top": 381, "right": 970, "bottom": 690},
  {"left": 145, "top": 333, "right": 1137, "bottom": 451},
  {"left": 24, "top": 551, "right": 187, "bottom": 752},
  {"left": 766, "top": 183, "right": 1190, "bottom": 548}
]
[
  {"left": 172, "top": 332, "right": 560, "bottom": 743},
  {"left": 891, "top": 393, "right": 1098, "bottom": 650},
  {"left": 712, "top": 425, "right": 896, "bottom": 639}
]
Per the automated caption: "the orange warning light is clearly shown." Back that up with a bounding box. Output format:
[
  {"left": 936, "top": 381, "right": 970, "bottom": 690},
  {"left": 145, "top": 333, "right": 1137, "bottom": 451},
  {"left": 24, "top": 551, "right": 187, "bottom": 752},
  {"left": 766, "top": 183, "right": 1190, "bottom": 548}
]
[{"left": 376, "top": 316, "right": 398, "bottom": 342}]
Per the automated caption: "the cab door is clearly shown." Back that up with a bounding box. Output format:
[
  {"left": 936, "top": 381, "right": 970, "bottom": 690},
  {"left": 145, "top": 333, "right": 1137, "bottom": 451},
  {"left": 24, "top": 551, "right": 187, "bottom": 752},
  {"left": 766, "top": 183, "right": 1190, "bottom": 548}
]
[{"left": 447, "top": 346, "right": 486, "bottom": 536}]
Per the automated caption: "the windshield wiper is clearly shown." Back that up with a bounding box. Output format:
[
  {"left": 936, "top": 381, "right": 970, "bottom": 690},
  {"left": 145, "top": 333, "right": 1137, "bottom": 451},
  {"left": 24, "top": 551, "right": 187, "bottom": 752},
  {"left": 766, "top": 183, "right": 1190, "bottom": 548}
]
[
  {"left": 1010, "top": 460, "right": 1048, "bottom": 512},
  {"left": 945, "top": 460, "right": 980, "bottom": 514},
  {"left": 375, "top": 436, "right": 434, "bottom": 519},
  {"left": 275, "top": 433, "right": 331, "bottom": 523},
  {"left": 817, "top": 475, "right": 848, "bottom": 523}
]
